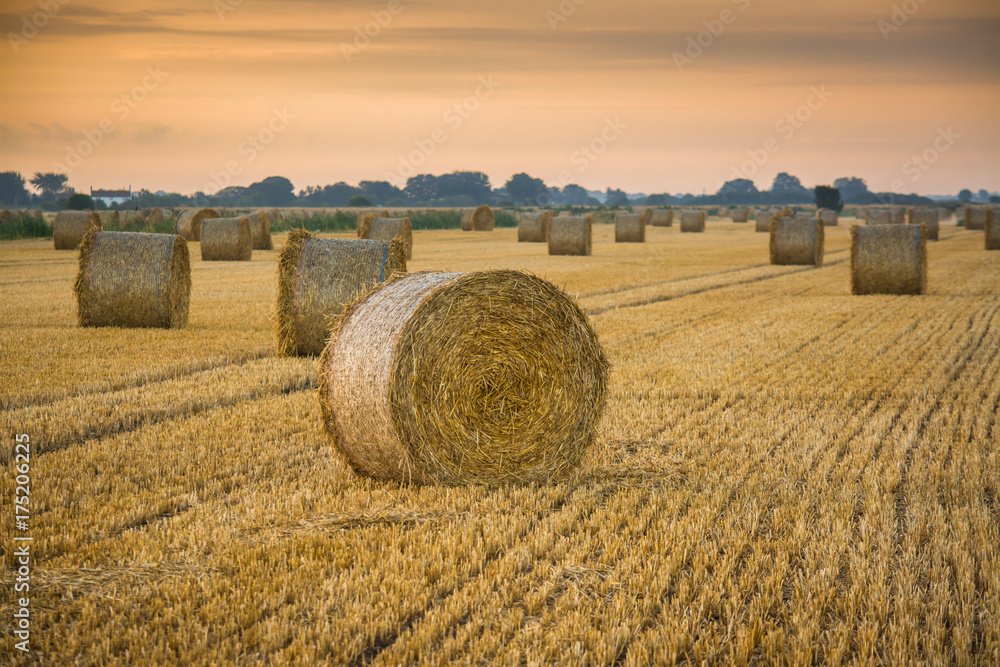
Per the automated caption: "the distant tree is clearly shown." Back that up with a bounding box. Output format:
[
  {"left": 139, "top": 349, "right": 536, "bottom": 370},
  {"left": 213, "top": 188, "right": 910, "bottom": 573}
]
[
  {"left": 437, "top": 171, "right": 493, "bottom": 202},
  {"left": 834, "top": 177, "right": 870, "bottom": 202},
  {"left": 246, "top": 176, "right": 296, "bottom": 206},
  {"left": 216, "top": 185, "right": 248, "bottom": 201},
  {"left": 645, "top": 194, "right": 667, "bottom": 206},
  {"left": 976, "top": 189, "right": 990, "bottom": 203},
  {"left": 814, "top": 185, "right": 843, "bottom": 212},
  {"left": 496, "top": 199, "right": 514, "bottom": 207},
  {"left": 66, "top": 193, "right": 95, "bottom": 210},
  {"left": 957, "top": 189, "right": 973, "bottom": 203},
  {"left": 30, "top": 172, "right": 70, "bottom": 201},
  {"left": 604, "top": 188, "right": 629, "bottom": 206},
  {"left": 505, "top": 173, "right": 548, "bottom": 205},
  {"left": 358, "top": 180, "right": 403, "bottom": 205},
  {"left": 347, "top": 195, "right": 372, "bottom": 207},
  {"left": 585, "top": 196, "right": 602, "bottom": 207},
  {"left": 990, "top": 195, "right": 1000, "bottom": 204},
  {"left": 771, "top": 172, "right": 808, "bottom": 193},
  {"left": 561, "top": 184, "right": 590, "bottom": 206},
  {"left": 0, "top": 171, "right": 29, "bottom": 205},
  {"left": 719, "top": 179, "right": 758, "bottom": 194},
  {"left": 316, "top": 182, "right": 363, "bottom": 207}
]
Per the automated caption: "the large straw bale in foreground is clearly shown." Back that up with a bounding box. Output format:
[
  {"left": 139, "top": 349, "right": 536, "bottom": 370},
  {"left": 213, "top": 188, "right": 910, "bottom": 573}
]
[
  {"left": 680, "top": 209, "right": 706, "bottom": 233},
  {"left": 201, "top": 216, "right": 252, "bottom": 261},
  {"left": 318, "top": 270, "right": 608, "bottom": 485},
  {"left": 615, "top": 213, "right": 645, "bottom": 243},
  {"left": 908, "top": 208, "right": 939, "bottom": 241},
  {"left": 731, "top": 207, "right": 750, "bottom": 223},
  {"left": 518, "top": 211, "right": 553, "bottom": 242},
  {"left": 461, "top": 205, "right": 495, "bottom": 231},
  {"left": 817, "top": 209, "right": 839, "bottom": 226},
  {"left": 249, "top": 210, "right": 274, "bottom": 250},
  {"left": 74, "top": 230, "right": 190, "bottom": 328},
  {"left": 851, "top": 224, "right": 927, "bottom": 295},
  {"left": 770, "top": 215, "right": 824, "bottom": 266},
  {"left": 548, "top": 216, "right": 591, "bottom": 255},
  {"left": 54, "top": 211, "right": 101, "bottom": 250},
  {"left": 277, "top": 230, "right": 406, "bottom": 356},
  {"left": 175, "top": 208, "right": 220, "bottom": 241},
  {"left": 985, "top": 210, "right": 999, "bottom": 251},
  {"left": 364, "top": 217, "right": 413, "bottom": 259},
  {"left": 964, "top": 206, "right": 987, "bottom": 231},
  {"left": 650, "top": 209, "right": 673, "bottom": 227}
]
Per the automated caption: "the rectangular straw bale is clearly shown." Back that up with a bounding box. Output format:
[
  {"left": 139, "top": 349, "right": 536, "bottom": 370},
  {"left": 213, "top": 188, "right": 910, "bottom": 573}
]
[
  {"left": 851, "top": 224, "right": 927, "bottom": 295},
  {"left": 615, "top": 213, "right": 645, "bottom": 242},
  {"left": 548, "top": 216, "right": 591, "bottom": 255},
  {"left": 680, "top": 209, "right": 706, "bottom": 233},
  {"left": 770, "top": 216, "right": 824, "bottom": 266},
  {"left": 650, "top": 209, "right": 673, "bottom": 227},
  {"left": 908, "top": 207, "right": 939, "bottom": 241},
  {"left": 201, "top": 216, "right": 252, "bottom": 261}
]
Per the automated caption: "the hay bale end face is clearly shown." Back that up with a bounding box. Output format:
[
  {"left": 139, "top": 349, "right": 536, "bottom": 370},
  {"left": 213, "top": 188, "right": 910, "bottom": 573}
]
[
  {"left": 548, "top": 216, "right": 591, "bottom": 256},
  {"left": 54, "top": 211, "right": 102, "bottom": 250},
  {"left": 650, "top": 209, "right": 673, "bottom": 227},
  {"left": 756, "top": 209, "right": 778, "bottom": 233},
  {"left": 75, "top": 230, "right": 190, "bottom": 328},
  {"left": 680, "top": 209, "right": 706, "bottom": 233},
  {"left": 357, "top": 213, "right": 376, "bottom": 238},
  {"left": 201, "top": 216, "right": 252, "bottom": 261},
  {"left": 249, "top": 210, "right": 274, "bottom": 250},
  {"left": 964, "top": 207, "right": 987, "bottom": 231},
  {"left": 517, "top": 211, "right": 553, "bottom": 242},
  {"left": 318, "top": 270, "right": 608, "bottom": 485},
  {"left": 908, "top": 208, "right": 939, "bottom": 241},
  {"left": 615, "top": 213, "right": 645, "bottom": 243},
  {"left": 277, "top": 230, "right": 406, "bottom": 357},
  {"left": 366, "top": 217, "right": 413, "bottom": 260},
  {"left": 175, "top": 208, "right": 220, "bottom": 241},
  {"left": 731, "top": 207, "right": 750, "bottom": 223},
  {"left": 770, "top": 215, "right": 824, "bottom": 266},
  {"left": 985, "top": 210, "right": 1000, "bottom": 251},
  {"left": 461, "top": 205, "right": 495, "bottom": 231},
  {"left": 851, "top": 224, "right": 927, "bottom": 295},
  {"left": 818, "top": 209, "right": 839, "bottom": 227}
]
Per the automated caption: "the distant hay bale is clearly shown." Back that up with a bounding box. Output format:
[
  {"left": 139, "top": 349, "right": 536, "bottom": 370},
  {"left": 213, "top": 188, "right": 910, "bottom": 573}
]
[
  {"left": 866, "top": 209, "right": 896, "bottom": 225},
  {"left": 277, "top": 229, "right": 406, "bottom": 357},
  {"left": 318, "top": 270, "right": 608, "bottom": 485},
  {"left": 755, "top": 209, "right": 778, "bottom": 233},
  {"left": 817, "top": 209, "right": 839, "bottom": 226},
  {"left": 461, "top": 205, "right": 495, "bottom": 231},
  {"left": 908, "top": 208, "right": 939, "bottom": 241},
  {"left": 74, "top": 230, "right": 190, "bottom": 328},
  {"left": 97, "top": 210, "right": 120, "bottom": 227},
  {"left": 986, "top": 210, "right": 999, "bottom": 251},
  {"left": 680, "top": 209, "right": 706, "bottom": 233},
  {"left": 54, "top": 211, "right": 102, "bottom": 250},
  {"left": 357, "top": 213, "right": 375, "bottom": 238},
  {"left": 200, "top": 216, "right": 252, "bottom": 261},
  {"left": 638, "top": 208, "right": 653, "bottom": 227},
  {"left": 147, "top": 208, "right": 164, "bottom": 224},
  {"left": 650, "top": 209, "right": 673, "bottom": 227},
  {"left": 615, "top": 213, "right": 645, "bottom": 243},
  {"left": 964, "top": 206, "right": 987, "bottom": 230},
  {"left": 121, "top": 210, "right": 146, "bottom": 230},
  {"left": 731, "top": 207, "right": 750, "bottom": 223},
  {"left": 548, "top": 215, "right": 591, "bottom": 255},
  {"left": 175, "top": 208, "right": 220, "bottom": 241},
  {"left": 851, "top": 224, "right": 927, "bottom": 295},
  {"left": 517, "top": 211, "right": 553, "bottom": 242},
  {"left": 770, "top": 215, "right": 824, "bottom": 266},
  {"left": 366, "top": 217, "right": 413, "bottom": 260},
  {"left": 937, "top": 207, "right": 951, "bottom": 221},
  {"left": 718, "top": 207, "right": 731, "bottom": 217},
  {"left": 249, "top": 210, "right": 273, "bottom": 250}
]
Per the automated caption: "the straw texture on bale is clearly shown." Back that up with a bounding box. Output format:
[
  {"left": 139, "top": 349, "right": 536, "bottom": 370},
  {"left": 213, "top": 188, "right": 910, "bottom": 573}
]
[
  {"left": 517, "top": 211, "right": 553, "bottom": 243},
  {"left": 318, "top": 270, "right": 608, "bottom": 485},
  {"left": 74, "top": 230, "right": 190, "bottom": 328},
  {"left": 147, "top": 208, "right": 164, "bottom": 224},
  {"left": 175, "top": 208, "right": 220, "bottom": 241},
  {"left": 756, "top": 209, "right": 778, "bottom": 233},
  {"left": 867, "top": 208, "right": 905, "bottom": 225},
  {"left": 357, "top": 213, "right": 376, "bottom": 238},
  {"left": 96, "top": 210, "right": 120, "bottom": 227},
  {"left": 731, "top": 207, "right": 750, "bottom": 223},
  {"left": 650, "top": 209, "right": 673, "bottom": 227},
  {"left": 461, "top": 205, "right": 495, "bottom": 231},
  {"left": 908, "top": 208, "right": 939, "bottom": 241},
  {"left": 964, "top": 207, "right": 987, "bottom": 231},
  {"left": 548, "top": 216, "right": 592, "bottom": 256},
  {"left": 248, "top": 210, "right": 274, "bottom": 250},
  {"left": 363, "top": 217, "right": 413, "bottom": 260},
  {"left": 818, "top": 209, "right": 839, "bottom": 227},
  {"left": 718, "top": 207, "right": 731, "bottom": 217},
  {"left": 770, "top": 215, "right": 824, "bottom": 266},
  {"left": 985, "top": 210, "right": 999, "bottom": 251},
  {"left": 639, "top": 208, "right": 653, "bottom": 228},
  {"left": 851, "top": 224, "right": 927, "bottom": 295},
  {"left": 277, "top": 229, "right": 406, "bottom": 357},
  {"left": 680, "top": 209, "right": 706, "bottom": 233},
  {"left": 200, "top": 216, "right": 252, "bottom": 261},
  {"left": 615, "top": 213, "right": 645, "bottom": 243},
  {"left": 54, "top": 211, "right": 102, "bottom": 250}
]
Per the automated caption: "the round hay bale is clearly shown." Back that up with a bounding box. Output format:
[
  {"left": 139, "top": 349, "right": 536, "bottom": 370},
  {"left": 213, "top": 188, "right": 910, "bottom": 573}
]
[
  {"left": 731, "top": 207, "right": 750, "bottom": 223},
  {"left": 851, "top": 224, "right": 927, "bottom": 295},
  {"left": 175, "top": 208, "right": 220, "bottom": 241},
  {"left": 650, "top": 209, "right": 673, "bottom": 227},
  {"left": 277, "top": 230, "right": 407, "bottom": 357},
  {"left": 147, "top": 208, "right": 164, "bottom": 224},
  {"left": 548, "top": 216, "right": 591, "bottom": 256},
  {"left": 517, "top": 211, "right": 553, "bottom": 242},
  {"left": 365, "top": 217, "right": 413, "bottom": 260},
  {"left": 964, "top": 206, "right": 987, "bottom": 231},
  {"left": 937, "top": 207, "right": 952, "bottom": 221},
  {"left": 770, "top": 215, "right": 824, "bottom": 266},
  {"left": 318, "top": 270, "right": 608, "bottom": 485},
  {"left": 817, "top": 209, "right": 839, "bottom": 227},
  {"left": 638, "top": 208, "right": 653, "bottom": 228},
  {"left": 97, "top": 210, "right": 120, "bottom": 228},
  {"left": 718, "top": 206, "right": 731, "bottom": 217},
  {"left": 357, "top": 212, "right": 376, "bottom": 238},
  {"left": 121, "top": 210, "right": 146, "bottom": 230},
  {"left": 680, "top": 209, "right": 706, "bottom": 233},
  {"left": 755, "top": 209, "right": 775, "bottom": 233},
  {"left": 74, "top": 230, "right": 190, "bottom": 328},
  {"left": 908, "top": 208, "right": 939, "bottom": 241},
  {"left": 461, "top": 205, "right": 495, "bottom": 232},
  {"left": 249, "top": 210, "right": 274, "bottom": 250},
  {"left": 54, "top": 211, "right": 102, "bottom": 250},
  {"left": 201, "top": 216, "right": 252, "bottom": 261},
  {"left": 865, "top": 209, "right": 896, "bottom": 226},
  {"left": 615, "top": 213, "right": 645, "bottom": 243},
  {"left": 985, "top": 210, "right": 999, "bottom": 251}
]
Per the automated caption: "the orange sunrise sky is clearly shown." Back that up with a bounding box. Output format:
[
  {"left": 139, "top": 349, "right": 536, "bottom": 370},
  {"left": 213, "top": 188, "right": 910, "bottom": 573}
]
[{"left": 1, "top": 0, "right": 998, "bottom": 197}]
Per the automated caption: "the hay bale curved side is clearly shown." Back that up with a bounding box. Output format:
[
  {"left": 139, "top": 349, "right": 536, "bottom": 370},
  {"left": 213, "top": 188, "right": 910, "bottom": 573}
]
[
  {"left": 518, "top": 211, "right": 553, "bottom": 242},
  {"left": 461, "top": 205, "right": 495, "bottom": 232},
  {"left": 75, "top": 230, "right": 190, "bottom": 328},
  {"left": 318, "top": 270, "right": 608, "bottom": 485},
  {"left": 851, "top": 224, "right": 927, "bottom": 295},
  {"left": 249, "top": 210, "right": 274, "bottom": 250},
  {"left": 54, "top": 211, "right": 102, "bottom": 250},
  {"left": 615, "top": 213, "right": 645, "bottom": 243},
  {"left": 369, "top": 217, "right": 413, "bottom": 260},
  {"left": 277, "top": 230, "right": 406, "bottom": 356},
  {"left": 548, "top": 216, "right": 592, "bottom": 256},
  {"left": 680, "top": 209, "right": 705, "bottom": 233},
  {"left": 985, "top": 209, "right": 999, "bottom": 251},
  {"left": 731, "top": 207, "right": 750, "bottom": 223},
  {"left": 201, "top": 216, "right": 252, "bottom": 261},
  {"left": 650, "top": 209, "right": 673, "bottom": 227},
  {"left": 175, "top": 208, "right": 220, "bottom": 241},
  {"left": 908, "top": 208, "right": 939, "bottom": 241},
  {"left": 770, "top": 215, "right": 824, "bottom": 266}
]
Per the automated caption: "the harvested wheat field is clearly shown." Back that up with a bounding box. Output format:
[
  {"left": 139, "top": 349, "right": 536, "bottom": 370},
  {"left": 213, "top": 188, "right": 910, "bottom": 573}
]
[{"left": 1, "top": 218, "right": 998, "bottom": 666}]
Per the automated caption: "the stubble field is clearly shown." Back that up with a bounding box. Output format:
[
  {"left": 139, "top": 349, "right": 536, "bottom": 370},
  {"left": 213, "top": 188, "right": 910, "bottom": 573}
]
[{"left": 1, "top": 218, "right": 998, "bottom": 665}]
